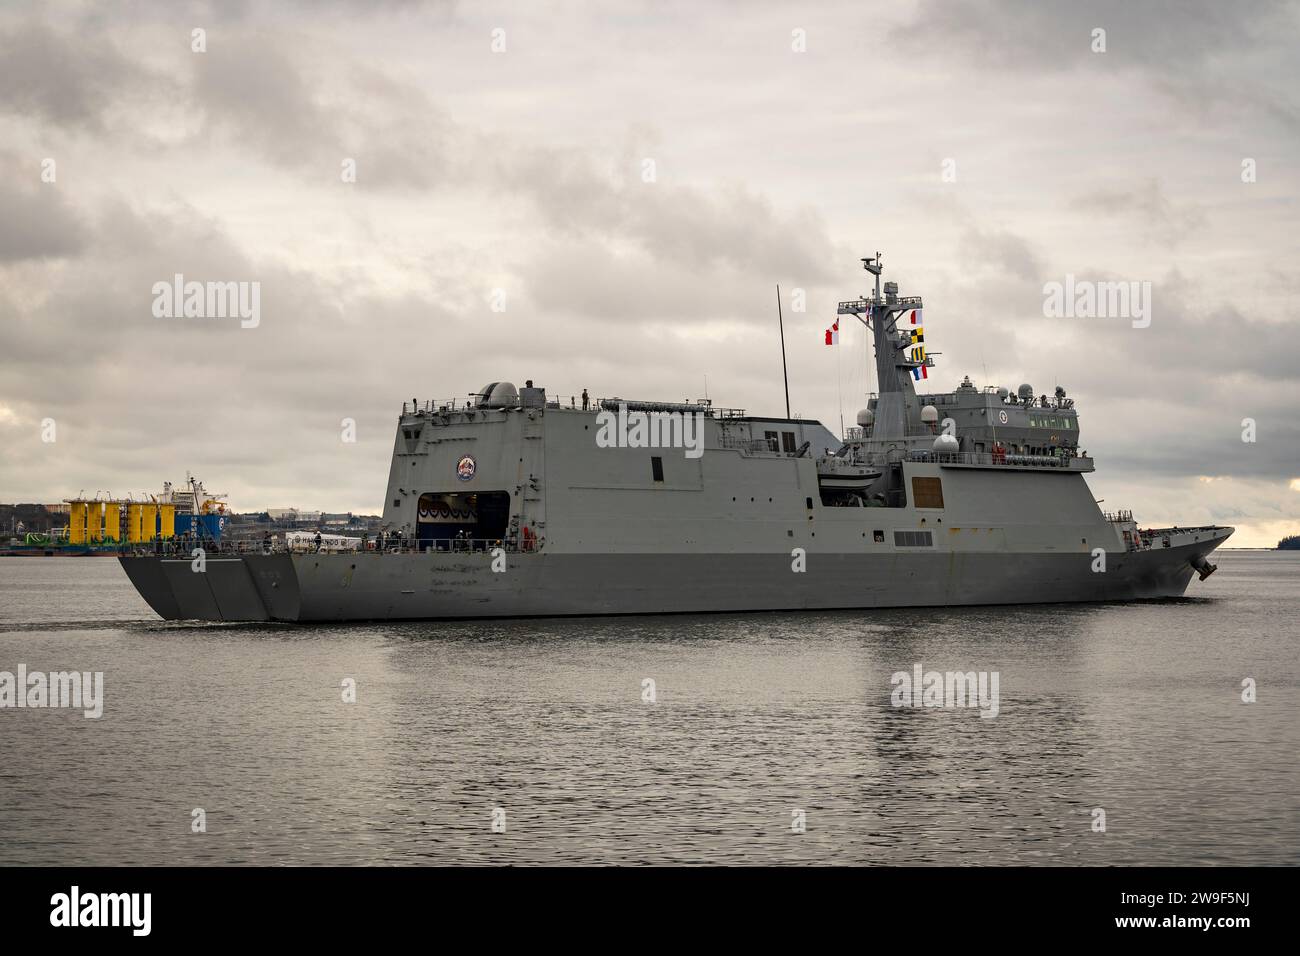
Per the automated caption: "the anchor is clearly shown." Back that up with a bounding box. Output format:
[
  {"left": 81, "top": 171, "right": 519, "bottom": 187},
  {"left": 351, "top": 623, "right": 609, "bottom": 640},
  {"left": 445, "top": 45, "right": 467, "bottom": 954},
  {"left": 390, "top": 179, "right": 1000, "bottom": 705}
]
[{"left": 1190, "top": 554, "right": 1218, "bottom": 581}]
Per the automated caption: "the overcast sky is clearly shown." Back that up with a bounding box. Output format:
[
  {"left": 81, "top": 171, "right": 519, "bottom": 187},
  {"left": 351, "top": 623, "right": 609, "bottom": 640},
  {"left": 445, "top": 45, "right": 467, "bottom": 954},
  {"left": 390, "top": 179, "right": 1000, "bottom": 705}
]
[{"left": 2, "top": 0, "right": 1297, "bottom": 546}]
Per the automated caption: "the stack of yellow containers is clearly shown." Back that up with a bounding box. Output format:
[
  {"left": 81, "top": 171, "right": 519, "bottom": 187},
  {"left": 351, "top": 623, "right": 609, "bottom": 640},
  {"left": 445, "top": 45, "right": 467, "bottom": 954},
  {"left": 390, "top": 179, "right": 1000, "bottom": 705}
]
[{"left": 66, "top": 493, "right": 179, "bottom": 545}]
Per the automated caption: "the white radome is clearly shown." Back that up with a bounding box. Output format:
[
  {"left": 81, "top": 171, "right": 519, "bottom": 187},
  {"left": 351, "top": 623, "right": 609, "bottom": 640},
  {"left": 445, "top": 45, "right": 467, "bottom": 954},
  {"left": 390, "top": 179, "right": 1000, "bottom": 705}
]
[{"left": 933, "top": 434, "right": 960, "bottom": 454}]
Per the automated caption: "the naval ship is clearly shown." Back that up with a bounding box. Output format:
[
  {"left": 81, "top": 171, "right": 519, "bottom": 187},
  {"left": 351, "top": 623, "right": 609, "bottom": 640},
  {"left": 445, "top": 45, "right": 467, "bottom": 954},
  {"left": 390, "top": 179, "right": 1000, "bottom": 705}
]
[{"left": 120, "top": 257, "right": 1231, "bottom": 621}]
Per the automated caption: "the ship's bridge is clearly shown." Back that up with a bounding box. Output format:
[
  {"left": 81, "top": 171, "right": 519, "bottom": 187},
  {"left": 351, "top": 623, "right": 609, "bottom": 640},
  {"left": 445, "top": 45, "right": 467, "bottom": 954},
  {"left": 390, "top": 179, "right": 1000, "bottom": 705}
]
[{"left": 865, "top": 376, "right": 1083, "bottom": 460}]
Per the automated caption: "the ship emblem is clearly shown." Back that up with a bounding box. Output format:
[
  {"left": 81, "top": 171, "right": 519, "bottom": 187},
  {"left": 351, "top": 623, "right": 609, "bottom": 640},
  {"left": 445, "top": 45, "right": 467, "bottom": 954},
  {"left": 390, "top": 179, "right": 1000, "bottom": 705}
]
[
  {"left": 997, "top": 410, "right": 1009, "bottom": 424},
  {"left": 456, "top": 455, "right": 477, "bottom": 481}
]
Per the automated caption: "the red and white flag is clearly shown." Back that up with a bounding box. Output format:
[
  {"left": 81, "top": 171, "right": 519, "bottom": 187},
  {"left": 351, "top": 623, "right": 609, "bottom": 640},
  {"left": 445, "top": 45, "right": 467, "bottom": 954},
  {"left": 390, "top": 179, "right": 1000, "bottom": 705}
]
[
  {"left": 908, "top": 308, "right": 922, "bottom": 325},
  {"left": 824, "top": 320, "right": 839, "bottom": 346}
]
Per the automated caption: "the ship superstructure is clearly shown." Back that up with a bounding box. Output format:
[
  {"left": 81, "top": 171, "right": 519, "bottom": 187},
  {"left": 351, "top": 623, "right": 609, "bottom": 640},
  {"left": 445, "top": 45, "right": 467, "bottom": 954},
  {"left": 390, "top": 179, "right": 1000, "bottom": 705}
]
[{"left": 119, "top": 258, "right": 1231, "bottom": 621}]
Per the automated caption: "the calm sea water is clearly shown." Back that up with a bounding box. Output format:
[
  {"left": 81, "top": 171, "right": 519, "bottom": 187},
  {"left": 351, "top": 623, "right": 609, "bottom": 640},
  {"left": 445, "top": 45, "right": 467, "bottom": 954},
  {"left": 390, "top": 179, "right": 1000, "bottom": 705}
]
[{"left": 0, "top": 552, "right": 1296, "bottom": 866}]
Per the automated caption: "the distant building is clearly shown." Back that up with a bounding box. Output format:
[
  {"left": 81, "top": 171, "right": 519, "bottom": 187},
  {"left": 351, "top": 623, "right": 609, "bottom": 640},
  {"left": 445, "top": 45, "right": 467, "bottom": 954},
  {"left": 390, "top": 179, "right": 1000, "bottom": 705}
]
[{"left": 1, "top": 503, "right": 69, "bottom": 535}]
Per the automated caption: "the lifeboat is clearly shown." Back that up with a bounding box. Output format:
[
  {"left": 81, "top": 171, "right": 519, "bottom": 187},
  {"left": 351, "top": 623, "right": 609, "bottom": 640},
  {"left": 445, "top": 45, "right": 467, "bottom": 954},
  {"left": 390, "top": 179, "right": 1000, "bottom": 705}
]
[{"left": 816, "top": 455, "right": 882, "bottom": 493}]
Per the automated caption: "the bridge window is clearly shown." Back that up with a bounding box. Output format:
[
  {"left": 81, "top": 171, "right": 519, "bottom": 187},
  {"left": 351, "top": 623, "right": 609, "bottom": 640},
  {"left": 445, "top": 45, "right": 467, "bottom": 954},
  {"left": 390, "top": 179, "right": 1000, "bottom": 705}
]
[
  {"left": 782, "top": 432, "right": 797, "bottom": 454},
  {"left": 651, "top": 456, "right": 664, "bottom": 482}
]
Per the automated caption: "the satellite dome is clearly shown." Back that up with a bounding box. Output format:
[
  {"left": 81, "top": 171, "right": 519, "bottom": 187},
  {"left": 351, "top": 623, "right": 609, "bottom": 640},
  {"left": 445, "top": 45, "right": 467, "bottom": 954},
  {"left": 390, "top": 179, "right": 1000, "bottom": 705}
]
[
  {"left": 856, "top": 408, "right": 874, "bottom": 427},
  {"left": 1017, "top": 383, "right": 1035, "bottom": 400},
  {"left": 477, "top": 381, "right": 519, "bottom": 408},
  {"left": 920, "top": 405, "right": 939, "bottom": 423},
  {"left": 933, "top": 434, "right": 960, "bottom": 454},
  {"left": 996, "top": 387, "right": 1009, "bottom": 399}
]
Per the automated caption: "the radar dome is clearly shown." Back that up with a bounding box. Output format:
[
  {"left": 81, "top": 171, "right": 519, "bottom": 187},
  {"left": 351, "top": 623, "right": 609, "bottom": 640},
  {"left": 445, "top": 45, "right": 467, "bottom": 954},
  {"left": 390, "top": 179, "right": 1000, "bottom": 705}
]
[
  {"left": 1017, "top": 383, "right": 1034, "bottom": 400},
  {"left": 996, "top": 387, "right": 1009, "bottom": 399},
  {"left": 933, "top": 434, "right": 960, "bottom": 455},
  {"left": 477, "top": 381, "right": 519, "bottom": 408},
  {"left": 920, "top": 405, "right": 939, "bottom": 424},
  {"left": 856, "top": 408, "right": 874, "bottom": 427}
]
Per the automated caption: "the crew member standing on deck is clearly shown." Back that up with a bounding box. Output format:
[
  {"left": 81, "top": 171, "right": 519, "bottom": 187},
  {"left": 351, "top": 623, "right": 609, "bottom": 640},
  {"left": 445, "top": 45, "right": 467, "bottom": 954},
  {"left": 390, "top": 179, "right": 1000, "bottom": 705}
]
[{"left": 582, "top": 388, "right": 589, "bottom": 411}]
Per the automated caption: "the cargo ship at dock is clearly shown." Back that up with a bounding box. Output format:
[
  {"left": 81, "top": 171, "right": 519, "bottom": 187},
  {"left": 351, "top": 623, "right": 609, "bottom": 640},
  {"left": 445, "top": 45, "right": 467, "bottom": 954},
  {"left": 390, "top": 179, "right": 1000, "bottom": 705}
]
[
  {"left": 3, "top": 479, "right": 228, "bottom": 556},
  {"left": 119, "top": 257, "right": 1232, "bottom": 622}
]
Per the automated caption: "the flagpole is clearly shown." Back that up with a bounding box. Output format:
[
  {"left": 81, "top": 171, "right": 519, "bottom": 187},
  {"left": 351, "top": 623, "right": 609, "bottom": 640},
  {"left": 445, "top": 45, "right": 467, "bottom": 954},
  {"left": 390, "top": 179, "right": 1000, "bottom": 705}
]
[
  {"left": 776, "top": 284, "right": 791, "bottom": 419},
  {"left": 837, "top": 339, "right": 845, "bottom": 437}
]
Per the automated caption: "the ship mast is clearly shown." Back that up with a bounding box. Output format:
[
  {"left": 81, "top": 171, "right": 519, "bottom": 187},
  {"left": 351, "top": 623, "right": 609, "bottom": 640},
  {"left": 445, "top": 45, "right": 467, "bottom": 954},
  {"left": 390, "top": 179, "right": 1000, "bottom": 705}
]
[{"left": 837, "top": 254, "right": 929, "bottom": 445}]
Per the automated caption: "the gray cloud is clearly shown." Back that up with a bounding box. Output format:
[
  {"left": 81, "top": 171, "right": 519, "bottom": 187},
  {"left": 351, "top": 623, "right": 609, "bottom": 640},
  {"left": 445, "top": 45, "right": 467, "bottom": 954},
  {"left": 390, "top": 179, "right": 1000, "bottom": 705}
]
[
  {"left": 894, "top": 0, "right": 1290, "bottom": 71},
  {"left": 958, "top": 226, "right": 1044, "bottom": 282},
  {"left": 893, "top": 0, "right": 1300, "bottom": 135},
  {"left": 0, "top": 154, "right": 88, "bottom": 260},
  {"left": 0, "top": 19, "right": 151, "bottom": 131},
  {"left": 1071, "top": 180, "right": 1206, "bottom": 245}
]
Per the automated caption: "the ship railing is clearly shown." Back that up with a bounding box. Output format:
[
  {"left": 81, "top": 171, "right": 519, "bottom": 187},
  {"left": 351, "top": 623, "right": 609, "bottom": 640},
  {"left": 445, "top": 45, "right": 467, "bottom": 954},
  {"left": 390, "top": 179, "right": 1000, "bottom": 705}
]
[
  {"left": 1134, "top": 529, "right": 1173, "bottom": 551},
  {"left": 538, "top": 396, "right": 624, "bottom": 412},
  {"left": 594, "top": 398, "right": 746, "bottom": 418},
  {"left": 906, "top": 450, "right": 1091, "bottom": 469},
  {"left": 402, "top": 396, "right": 749, "bottom": 418},
  {"left": 402, "top": 398, "right": 484, "bottom": 415},
  {"left": 720, "top": 436, "right": 778, "bottom": 454},
  {"left": 1102, "top": 510, "right": 1135, "bottom": 523},
  {"left": 119, "top": 537, "right": 539, "bottom": 556}
]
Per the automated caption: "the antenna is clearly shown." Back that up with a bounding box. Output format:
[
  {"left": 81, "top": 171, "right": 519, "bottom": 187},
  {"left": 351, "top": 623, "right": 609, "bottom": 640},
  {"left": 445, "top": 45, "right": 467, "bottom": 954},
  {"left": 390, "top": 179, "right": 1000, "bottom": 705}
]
[
  {"left": 775, "top": 284, "right": 791, "bottom": 419},
  {"left": 982, "top": 348, "right": 996, "bottom": 447},
  {"left": 862, "top": 252, "right": 883, "bottom": 311}
]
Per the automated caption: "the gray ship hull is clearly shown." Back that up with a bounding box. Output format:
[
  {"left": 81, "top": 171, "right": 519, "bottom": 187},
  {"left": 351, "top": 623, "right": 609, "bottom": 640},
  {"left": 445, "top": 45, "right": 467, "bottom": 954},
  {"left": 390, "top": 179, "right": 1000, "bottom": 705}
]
[{"left": 120, "top": 526, "right": 1231, "bottom": 622}]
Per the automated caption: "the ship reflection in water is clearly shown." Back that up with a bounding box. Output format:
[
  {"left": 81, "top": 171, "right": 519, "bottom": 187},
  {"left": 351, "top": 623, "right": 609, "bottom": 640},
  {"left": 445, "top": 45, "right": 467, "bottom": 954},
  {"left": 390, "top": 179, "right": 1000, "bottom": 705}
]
[{"left": 0, "top": 553, "right": 1295, "bottom": 866}]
